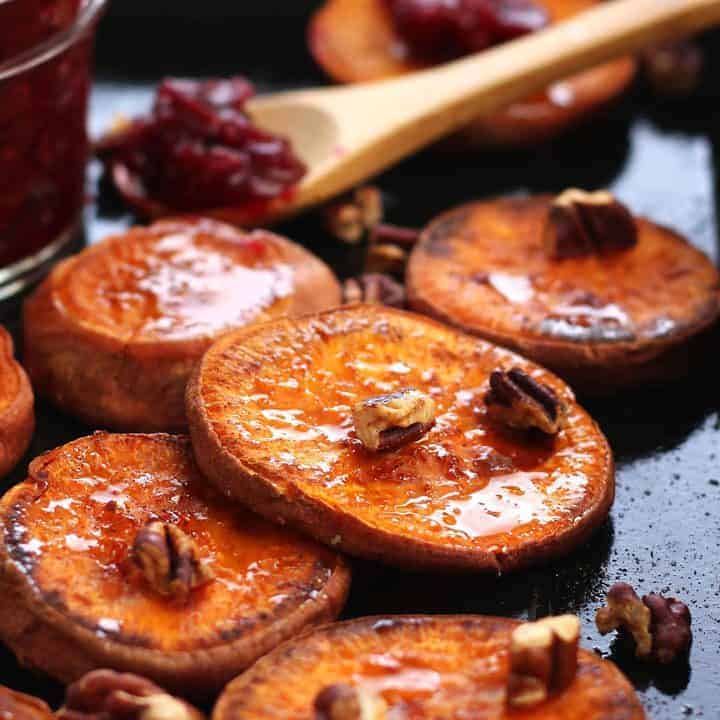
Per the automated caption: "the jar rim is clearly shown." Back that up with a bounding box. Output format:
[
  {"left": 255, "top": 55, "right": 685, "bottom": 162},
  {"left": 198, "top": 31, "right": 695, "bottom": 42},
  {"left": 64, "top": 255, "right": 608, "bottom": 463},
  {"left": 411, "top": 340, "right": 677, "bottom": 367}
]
[{"left": 0, "top": 0, "right": 108, "bottom": 81}]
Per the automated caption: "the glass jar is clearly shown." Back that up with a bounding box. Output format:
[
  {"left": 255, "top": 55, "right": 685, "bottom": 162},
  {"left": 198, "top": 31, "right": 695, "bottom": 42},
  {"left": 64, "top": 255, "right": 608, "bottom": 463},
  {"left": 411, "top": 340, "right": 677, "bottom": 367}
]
[{"left": 0, "top": 0, "right": 107, "bottom": 300}]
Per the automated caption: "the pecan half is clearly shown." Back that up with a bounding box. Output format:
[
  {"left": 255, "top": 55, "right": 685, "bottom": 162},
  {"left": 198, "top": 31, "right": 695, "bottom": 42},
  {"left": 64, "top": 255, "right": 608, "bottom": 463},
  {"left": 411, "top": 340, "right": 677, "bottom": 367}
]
[
  {"left": 0, "top": 686, "right": 53, "bottom": 720},
  {"left": 58, "top": 670, "right": 204, "bottom": 720},
  {"left": 323, "top": 186, "right": 384, "bottom": 244},
  {"left": 543, "top": 189, "right": 637, "bottom": 259},
  {"left": 353, "top": 388, "right": 436, "bottom": 451},
  {"left": 596, "top": 583, "right": 692, "bottom": 664},
  {"left": 368, "top": 223, "right": 421, "bottom": 248},
  {"left": 641, "top": 41, "right": 703, "bottom": 98},
  {"left": 342, "top": 274, "right": 405, "bottom": 308},
  {"left": 131, "top": 521, "right": 214, "bottom": 601},
  {"left": 314, "top": 684, "right": 387, "bottom": 720},
  {"left": 485, "top": 368, "right": 567, "bottom": 435},
  {"left": 365, "top": 243, "right": 408, "bottom": 277},
  {"left": 507, "top": 615, "right": 580, "bottom": 708}
]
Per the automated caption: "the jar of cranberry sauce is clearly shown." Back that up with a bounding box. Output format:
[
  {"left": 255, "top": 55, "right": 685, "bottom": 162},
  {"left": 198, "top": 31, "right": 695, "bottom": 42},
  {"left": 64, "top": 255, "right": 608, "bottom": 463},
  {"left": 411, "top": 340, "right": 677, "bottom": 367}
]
[{"left": 0, "top": 0, "right": 106, "bottom": 300}]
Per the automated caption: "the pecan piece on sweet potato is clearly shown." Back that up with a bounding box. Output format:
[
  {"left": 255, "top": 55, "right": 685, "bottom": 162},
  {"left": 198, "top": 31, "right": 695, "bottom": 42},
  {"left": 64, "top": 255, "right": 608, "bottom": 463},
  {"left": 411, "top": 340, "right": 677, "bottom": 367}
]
[
  {"left": 131, "top": 521, "right": 214, "bottom": 601},
  {"left": 314, "top": 683, "right": 387, "bottom": 720},
  {"left": 353, "top": 388, "right": 436, "bottom": 451},
  {"left": 543, "top": 189, "right": 637, "bottom": 260},
  {"left": 485, "top": 367, "right": 567, "bottom": 435},
  {"left": 596, "top": 582, "right": 692, "bottom": 664},
  {"left": 507, "top": 615, "right": 580, "bottom": 708},
  {"left": 59, "top": 669, "right": 205, "bottom": 720}
]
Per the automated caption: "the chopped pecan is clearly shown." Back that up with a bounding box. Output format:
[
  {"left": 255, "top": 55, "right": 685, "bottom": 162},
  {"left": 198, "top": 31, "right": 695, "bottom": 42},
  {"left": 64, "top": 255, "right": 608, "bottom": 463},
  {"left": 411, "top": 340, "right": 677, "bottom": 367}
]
[
  {"left": 131, "top": 521, "right": 214, "bottom": 601},
  {"left": 323, "top": 186, "right": 384, "bottom": 244},
  {"left": 543, "top": 189, "right": 637, "bottom": 259},
  {"left": 596, "top": 583, "right": 692, "bottom": 664},
  {"left": 365, "top": 243, "right": 408, "bottom": 277},
  {"left": 0, "top": 686, "right": 53, "bottom": 720},
  {"left": 58, "top": 669, "right": 204, "bottom": 720},
  {"left": 369, "top": 223, "right": 421, "bottom": 248},
  {"left": 485, "top": 368, "right": 568, "bottom": 435},
  {"left": 641, "top": 40, "right": 703, "bottom": 98},
  {"left": 353, "top": 388, "right": 436, "bottom": 451},
  {"left": 507, "top": 615, "right": 580, "bottom": 708},
  {"left": 314, "top": 684, "right": 387, "bottom": 720},
  {"left": 342, "top": 273, "right": 405, "bottom": 308}
]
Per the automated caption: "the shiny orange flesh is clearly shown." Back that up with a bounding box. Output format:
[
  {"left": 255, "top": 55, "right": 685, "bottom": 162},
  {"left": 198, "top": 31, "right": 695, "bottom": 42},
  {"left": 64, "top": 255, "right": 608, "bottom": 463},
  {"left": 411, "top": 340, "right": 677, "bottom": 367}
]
[
  {"left": 0, "top": 433, "right": 347, "bottom": 652},
  {"left": 51, "top": 218, "right": 334, "bottom": 344},
  {"left": 406, "top": 196, "right": 720, "bottom": 367},
  {"left": 0, "top": 327, "right": 23, "bottom": 414},
  {"left": 308, "top": 0, "right": 636, "bottom": 147},
  {"left": 190, "top": 305, "right": 613, "bottom": 570},
  {"left": 214, "top": 615, "right": 646, "bottom": 720}
]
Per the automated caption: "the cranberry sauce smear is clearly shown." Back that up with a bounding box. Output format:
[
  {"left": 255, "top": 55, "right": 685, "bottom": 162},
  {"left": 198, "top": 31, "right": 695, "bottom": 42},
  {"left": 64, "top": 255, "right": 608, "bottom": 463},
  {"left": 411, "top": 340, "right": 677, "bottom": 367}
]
[
  {"left": 0, "top": 0, "right": 91, "bottom": 268},
  {"left": 385, "top": 0, "right": 550, "bottom": 63},
  {"left": 100, "top": 77, "right": 307, "bottom": 214}
]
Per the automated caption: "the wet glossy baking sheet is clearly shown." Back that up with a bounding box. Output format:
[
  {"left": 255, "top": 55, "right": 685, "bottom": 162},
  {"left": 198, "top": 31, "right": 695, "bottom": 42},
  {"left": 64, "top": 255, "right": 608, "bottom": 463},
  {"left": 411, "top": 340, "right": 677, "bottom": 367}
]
[{"left": 0, "top": 6, "right": 718, "bottom": 718}]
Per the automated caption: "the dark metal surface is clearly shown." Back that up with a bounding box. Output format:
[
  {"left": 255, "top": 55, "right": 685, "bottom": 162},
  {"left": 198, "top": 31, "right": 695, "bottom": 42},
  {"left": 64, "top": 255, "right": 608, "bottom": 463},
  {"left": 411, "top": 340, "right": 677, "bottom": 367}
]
[{"left": 1, "top": 7, "right": 719, "bottom": 718}]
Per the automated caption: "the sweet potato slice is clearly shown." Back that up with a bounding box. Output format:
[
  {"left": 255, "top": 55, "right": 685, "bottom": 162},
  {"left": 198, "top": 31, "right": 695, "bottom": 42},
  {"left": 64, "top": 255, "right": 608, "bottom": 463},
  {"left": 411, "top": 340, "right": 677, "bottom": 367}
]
[
  {"left": 187, "top": 305, "right": 613, "bottom": 572},
  {"left": 23, "top": 217, "right": 341, "bottom": 431},
  {"left": 308, "top": 0, "right": 636, "bottom": 148},
  {"left": 213, "top": 615, "right": 646, "bottom": 720},
  {"left": 0, "top": 433, "right": 350, "bottom": 697},
  {"left": 0, "top": 326, "right": 34, "bottom": 479},
  {"left": 406, "top": 196, "right": 720, "bottom": 391}
]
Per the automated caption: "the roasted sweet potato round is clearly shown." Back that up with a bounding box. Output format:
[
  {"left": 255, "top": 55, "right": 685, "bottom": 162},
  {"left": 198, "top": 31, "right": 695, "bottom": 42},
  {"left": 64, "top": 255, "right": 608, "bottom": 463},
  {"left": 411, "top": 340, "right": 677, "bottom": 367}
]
[
  {"left": 0, "top": 326, "right": 34, "bottom": 480},
  {"left": 406, "top": 196, "right": 720, "bottom": 391},
  {"left": 213, "top": 615, "right": 646, "bottom": 720},
  {"left": 308, "top": 0, "right": 636, "bottom": 148},
  {"left": 0, "top": 433, "right": 350, "bottom": 697},
  {"left": 23, "top": 218, "right": 341, "bottom": 431},
  {"left": 187, "top": 305, "right": 613, "bottom": 572}
]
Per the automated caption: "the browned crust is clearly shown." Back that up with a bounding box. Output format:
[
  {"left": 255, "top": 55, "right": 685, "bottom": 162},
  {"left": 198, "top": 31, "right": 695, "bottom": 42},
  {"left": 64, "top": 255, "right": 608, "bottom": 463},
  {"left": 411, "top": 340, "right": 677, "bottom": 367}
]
[
  {"left": 22, "top": 226, "right": 341, "bottom": 431},
  {"left": 307, "top": 0, "right": 636, "bottom": 149},
  {"left": 0, "top": 327, "right": 34, "bottom": 479},
  {"left": 213, "top": 615, "right": 646, "bottom": 720},
  {"left": 187, "top": 305, "right": 614, "bottom": 573},
  {"left": 0, "top": 434, "right": 351, "bottom": 699},
  {"left": 406, "top": 199, "right": 720, "bottom": 392}
]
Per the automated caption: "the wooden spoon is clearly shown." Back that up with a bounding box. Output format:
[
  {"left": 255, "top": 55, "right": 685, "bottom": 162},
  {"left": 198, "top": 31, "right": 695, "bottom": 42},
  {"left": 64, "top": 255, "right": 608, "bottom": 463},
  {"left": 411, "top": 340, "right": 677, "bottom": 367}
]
[{"left": 249, "top": 0, "right": 720, "bottom": 222}]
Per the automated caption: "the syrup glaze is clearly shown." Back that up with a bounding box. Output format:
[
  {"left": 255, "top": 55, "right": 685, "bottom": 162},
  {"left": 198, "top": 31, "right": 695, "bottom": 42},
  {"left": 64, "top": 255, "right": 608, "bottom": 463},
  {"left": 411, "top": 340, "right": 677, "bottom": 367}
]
[
  {"left": 198, "top": 307, "right": 611, "bottom": 559},
  {"left": 408, "top": 196, "right": 720, "bottom": 346},
  {"left": 1, "top": 434, "right": 344, "bottom": 651},
  {"left": 215, "top": 616, "right": 645, "bottom": 719},
  {"left": 52, "top": 218, "right": 298, "bottom": 343}
]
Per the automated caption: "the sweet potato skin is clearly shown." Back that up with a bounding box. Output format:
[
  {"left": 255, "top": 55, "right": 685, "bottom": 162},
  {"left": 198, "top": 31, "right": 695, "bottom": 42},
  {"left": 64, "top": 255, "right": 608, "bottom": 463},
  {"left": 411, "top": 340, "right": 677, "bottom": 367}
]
[
  {"left": 308, "top": 0, "right": 636, "bottom": 149},
  {"left": 0, "top": 326, "right": 34, "bottom": 479},
  {"left": 213, "top": 615, "right": 646, "bottom": 720},
  {"left": 187, "top": 305, "right": 614, "bottom": 573},
  {"left": 0, "top": 433, "right": 350, "bottom": 698},
  {"left": 23, "top": 219, "right": 341, "bottom": 431},
  {"left": 406, "top": 197, "right": 720, "bottom": 392}
]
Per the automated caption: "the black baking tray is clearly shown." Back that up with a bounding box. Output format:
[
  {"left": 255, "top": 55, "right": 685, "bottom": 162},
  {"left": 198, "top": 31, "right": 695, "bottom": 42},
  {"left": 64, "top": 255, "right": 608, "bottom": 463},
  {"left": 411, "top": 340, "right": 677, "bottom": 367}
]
[{"left": 1, "top": 4, "right": 719, "bottom": 718}]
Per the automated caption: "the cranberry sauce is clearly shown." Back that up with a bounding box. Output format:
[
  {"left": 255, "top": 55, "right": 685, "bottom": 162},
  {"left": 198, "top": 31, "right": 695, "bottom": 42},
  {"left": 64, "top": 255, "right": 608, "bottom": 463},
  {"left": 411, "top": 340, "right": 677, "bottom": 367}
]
[
  {"left": 385, "top": 0, "right": 550, "bottom": 63},
  {"left": 100, "top": 78, "right": 307, "bottom": 214},
  {"left": 0, "top": 0, "right": 91, "bottom": 268}
]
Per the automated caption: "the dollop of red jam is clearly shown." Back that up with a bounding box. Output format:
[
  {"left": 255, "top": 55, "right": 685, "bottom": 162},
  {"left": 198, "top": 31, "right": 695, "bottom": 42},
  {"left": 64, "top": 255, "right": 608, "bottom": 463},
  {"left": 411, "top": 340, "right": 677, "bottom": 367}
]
[
  {"left": 385, "top": 0, "right": 550, "bottom": 62},
  {"left": 99, "top": 77, "right": 307, "bottom": 214},
  {"left": 0, "top": 0, "right": 91, "bottom": 268}
]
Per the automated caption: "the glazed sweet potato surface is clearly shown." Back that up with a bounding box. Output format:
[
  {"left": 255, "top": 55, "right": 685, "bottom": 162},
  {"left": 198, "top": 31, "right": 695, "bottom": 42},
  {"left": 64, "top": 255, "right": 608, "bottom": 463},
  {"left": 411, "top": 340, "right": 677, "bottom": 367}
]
[
  {"left": 0, "top": 433, "right": 347, "bottom": 660},
  {"left": 188, "top": 305, "right": 613, "bottom": 571},
  {"left": 308, "top": 0, "right": 635, "bottom": 147},
  {"left": 406, "top": 197, "right": 720, "bottom": 376},
  {"left": 214, "top": 615, "right": 646, "bottom": 720},
  {"left": 0, "top": 326, "right": 34, "bottom": 479},
  {"left": 23, "top": 218, "right": 340, "bottom": 430}
]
